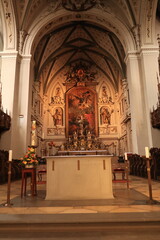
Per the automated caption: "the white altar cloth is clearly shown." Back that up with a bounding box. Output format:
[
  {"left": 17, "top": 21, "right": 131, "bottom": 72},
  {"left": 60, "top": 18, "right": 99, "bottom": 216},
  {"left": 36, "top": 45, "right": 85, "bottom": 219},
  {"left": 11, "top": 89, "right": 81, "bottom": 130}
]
[{"left": 45, "top": 155, "right": 114, "bottom": 200}]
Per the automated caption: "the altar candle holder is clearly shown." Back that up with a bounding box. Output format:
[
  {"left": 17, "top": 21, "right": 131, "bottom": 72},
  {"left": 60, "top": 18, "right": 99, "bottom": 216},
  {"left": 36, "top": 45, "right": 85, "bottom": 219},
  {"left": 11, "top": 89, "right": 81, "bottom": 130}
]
[
  {"left": 3, "top": 150, "right": 13, "bottom": 207},
  {"left": 146, "top": 156, "right": 154, "bottom": 204},
  {"left": 145, "top": 148, "right": 155, "bottom": 204}
]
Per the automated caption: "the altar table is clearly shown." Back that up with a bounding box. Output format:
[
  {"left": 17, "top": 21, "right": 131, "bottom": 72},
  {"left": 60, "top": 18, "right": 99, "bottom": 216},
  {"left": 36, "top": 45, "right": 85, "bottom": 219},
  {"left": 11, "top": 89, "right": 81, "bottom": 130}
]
[{"left": 45, "top": 155, "right": 114, "bottom": 200}]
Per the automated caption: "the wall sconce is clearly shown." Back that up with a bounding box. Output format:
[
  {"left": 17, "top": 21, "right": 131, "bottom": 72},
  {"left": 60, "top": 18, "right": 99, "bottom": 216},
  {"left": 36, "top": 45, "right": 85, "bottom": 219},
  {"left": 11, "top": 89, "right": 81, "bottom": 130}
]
[{"left": 19, "top": 114, "right": 24, "bottom": 118}]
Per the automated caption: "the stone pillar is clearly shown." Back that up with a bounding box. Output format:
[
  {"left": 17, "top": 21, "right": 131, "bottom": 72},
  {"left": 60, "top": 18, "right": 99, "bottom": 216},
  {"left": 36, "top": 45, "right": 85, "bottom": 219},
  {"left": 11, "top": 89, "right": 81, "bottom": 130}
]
[
  {"left": 0, "top": 51, "right": 20, "bottom": 155},
  {"left": 140, "top": 47, "right": 160, "bottom": 148},
  {"left": 125, "top": 52, "right": 151, "bottom": 154},
  {"left": 0, "top": 52, "right": 33, "bottom": 158},
  {"left": 18, "top": 55, "right": 33, "bottom": 157}
]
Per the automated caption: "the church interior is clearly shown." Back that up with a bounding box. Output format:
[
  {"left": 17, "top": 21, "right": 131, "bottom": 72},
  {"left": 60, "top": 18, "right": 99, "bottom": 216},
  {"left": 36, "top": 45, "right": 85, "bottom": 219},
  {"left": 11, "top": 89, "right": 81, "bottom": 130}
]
[{"left": 1, "top": 0, "right": 160, "bottom": 239}]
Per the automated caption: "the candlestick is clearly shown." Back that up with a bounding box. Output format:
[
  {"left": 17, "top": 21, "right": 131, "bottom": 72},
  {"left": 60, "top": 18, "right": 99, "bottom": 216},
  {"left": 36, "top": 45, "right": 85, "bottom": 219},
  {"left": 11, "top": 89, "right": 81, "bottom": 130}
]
[
  {"left": 4, "top": 160, "right": 13, "bottom": 207},
  {"left": 145, "top": 147, "right": 150, "bottom": 158},
  {"left": 31, "top": 120, "right": 37, "bottom": 146},
  {"left": 42, "top": 132, "right": 44, "bottom": 139},
  {"left": 9, "top": 150, "right": 12, "bottom": 162},
  {"left": 124, "top": 152, "right": 128, "bottom": 161}
]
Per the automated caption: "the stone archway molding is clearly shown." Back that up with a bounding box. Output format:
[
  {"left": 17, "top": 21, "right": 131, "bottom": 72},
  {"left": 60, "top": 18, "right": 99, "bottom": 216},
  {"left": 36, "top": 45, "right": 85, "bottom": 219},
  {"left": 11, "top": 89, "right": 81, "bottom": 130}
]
[{"left": 22, "top": 10, "right": 136, "bottom": 57}]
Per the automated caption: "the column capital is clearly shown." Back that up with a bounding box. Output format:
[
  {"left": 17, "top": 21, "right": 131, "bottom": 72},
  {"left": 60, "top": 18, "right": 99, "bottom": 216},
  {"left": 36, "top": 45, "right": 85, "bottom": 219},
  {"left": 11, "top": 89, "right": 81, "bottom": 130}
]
[
  {"left": 0, "top": 51, "right": 18, "bottom": 58},
  {"left": 124, "top": 51, "right": 140, "bottom": 63}
]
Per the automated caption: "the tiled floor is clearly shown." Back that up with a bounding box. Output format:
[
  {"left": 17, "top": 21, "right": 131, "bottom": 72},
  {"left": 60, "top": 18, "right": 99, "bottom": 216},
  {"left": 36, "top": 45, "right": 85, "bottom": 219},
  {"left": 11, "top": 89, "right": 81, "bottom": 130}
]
[
  {"left": 0, "top": 175, "right": 160, "bottom": 215},
  {"left": 0, "top": 175, "right": 160, "bottom": 239}
]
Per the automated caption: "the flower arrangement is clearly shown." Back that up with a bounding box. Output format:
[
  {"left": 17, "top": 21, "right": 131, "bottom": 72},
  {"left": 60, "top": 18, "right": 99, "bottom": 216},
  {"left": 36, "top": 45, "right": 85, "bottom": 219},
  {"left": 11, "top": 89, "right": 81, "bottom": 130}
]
[
  {"left": 48, "top": 141, "right": 55, "bottom": 147},
  {"left": 19, "top": 147, "right": 38, "bottom": 168},
  {"left": 48, "top": 141, "right": 58, "bottom": 155}
]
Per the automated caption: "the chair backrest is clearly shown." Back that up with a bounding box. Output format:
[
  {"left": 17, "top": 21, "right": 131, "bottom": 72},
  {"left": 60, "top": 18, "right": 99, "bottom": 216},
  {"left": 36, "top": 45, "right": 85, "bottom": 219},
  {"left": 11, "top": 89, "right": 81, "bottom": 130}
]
[{"left": 111, "top": 156, "right": 128, "bottom": 171}]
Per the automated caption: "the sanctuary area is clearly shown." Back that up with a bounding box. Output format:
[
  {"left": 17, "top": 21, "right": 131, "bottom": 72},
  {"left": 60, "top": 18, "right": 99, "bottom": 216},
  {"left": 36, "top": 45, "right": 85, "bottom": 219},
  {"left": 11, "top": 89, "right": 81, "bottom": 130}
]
[{"left": 0, "top": 1, "right": 160, "bottom": 239}]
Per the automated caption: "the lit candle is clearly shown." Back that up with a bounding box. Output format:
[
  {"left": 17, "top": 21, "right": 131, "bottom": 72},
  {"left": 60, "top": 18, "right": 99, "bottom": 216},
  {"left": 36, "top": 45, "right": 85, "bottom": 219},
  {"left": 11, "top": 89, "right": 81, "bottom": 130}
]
[
  {"left": 31, "top": 139, "right": 35, "bottom": 146},
  {"left": 9, "top": 150, "right": 12, "bottom": 162},
  {"left": 31, "top": 120, "right": 36, "bottom": 146},
  {"left": 42, "top": 132, "right": 44, "bottom": 139},
  {"left": 124, "top": 152, "right": 128, "bottom": 161},
  {"left": 145, "top": 147, "right": 150, "bottom": 158}
]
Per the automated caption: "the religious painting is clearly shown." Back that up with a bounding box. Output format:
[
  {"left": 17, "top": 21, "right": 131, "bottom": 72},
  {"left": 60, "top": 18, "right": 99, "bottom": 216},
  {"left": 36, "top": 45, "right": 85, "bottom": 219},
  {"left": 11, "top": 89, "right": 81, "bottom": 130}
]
[{"left": 66, "top": 87, "right": 98, "bottom": 136}]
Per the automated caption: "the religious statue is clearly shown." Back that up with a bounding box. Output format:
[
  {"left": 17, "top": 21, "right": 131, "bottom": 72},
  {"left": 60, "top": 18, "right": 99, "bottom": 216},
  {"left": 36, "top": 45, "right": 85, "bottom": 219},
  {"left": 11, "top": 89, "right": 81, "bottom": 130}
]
[
  {"left": 73, "top": 131, "right": 78, "bottom": 140},
  {"left": 52, "top": 108, "right": 63, "bottom": 126},
  {"left": 80, "top": 137, "right": 86, "bottom": 150},
  {"left": 87, "top": 141, "right": 92, "bottom": 150},
  {"left": 87, "top": 131, "right": 92, "bottom": 140},
  {"left": 51, "top": 87, "right": 62, "bottom": 104},
  {"left": 79, "top": 128, "right": 85, "bottom": 138},
  {"left": 101, "top": 86, "right": 108, "bottom": 103},
  {"left": 73, "top": 140, "right": 78, "bottom": 150},
  {"left": 100, "top": 107, "right": 111, "bottom": 125}
]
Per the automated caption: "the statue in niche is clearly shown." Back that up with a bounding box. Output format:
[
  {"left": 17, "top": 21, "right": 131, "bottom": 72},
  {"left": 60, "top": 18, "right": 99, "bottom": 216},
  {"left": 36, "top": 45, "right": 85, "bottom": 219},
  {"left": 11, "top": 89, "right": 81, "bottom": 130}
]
[
  {"left": 52, "top": 108, "right": 63, "bottom": 126},
  {"left": 100, "top": 107, "right": 112, "bottom": 125},
  {"left": 99, "top": 86, "right": 114, "bottom": 105},
  {"left": 51, "top": 87, "right": 62, "bottom": 104},
  {"left": 101, "top": 86, "right": 108, "bottom": 103}
]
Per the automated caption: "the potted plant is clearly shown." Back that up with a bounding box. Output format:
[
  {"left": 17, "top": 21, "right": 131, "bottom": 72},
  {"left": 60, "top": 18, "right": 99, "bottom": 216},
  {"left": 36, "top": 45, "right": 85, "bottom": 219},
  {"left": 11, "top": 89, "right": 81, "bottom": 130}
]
[{"left": 19, "top": 147, "right": 39, "bottom": 168}]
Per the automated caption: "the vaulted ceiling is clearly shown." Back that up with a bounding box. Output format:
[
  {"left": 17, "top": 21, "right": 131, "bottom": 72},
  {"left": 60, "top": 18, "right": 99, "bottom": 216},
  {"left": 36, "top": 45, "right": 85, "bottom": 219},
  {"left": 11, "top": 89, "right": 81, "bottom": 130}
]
[
  {"left": 8, "top": 0, "right": 160, "bottom": 93},
  {"left": 34, "top": 21, "right": 126, "bottom": 93}
]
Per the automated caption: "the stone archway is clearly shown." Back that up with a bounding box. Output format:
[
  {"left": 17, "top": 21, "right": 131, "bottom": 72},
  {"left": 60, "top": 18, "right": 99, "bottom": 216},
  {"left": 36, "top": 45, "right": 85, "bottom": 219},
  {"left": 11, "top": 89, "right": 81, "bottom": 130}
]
[
  {"left": 20, "top": 7, "right": 136, "bottom": 156},
  {"left": 1, "top": 1, "right": 159, "bottom": 157}
]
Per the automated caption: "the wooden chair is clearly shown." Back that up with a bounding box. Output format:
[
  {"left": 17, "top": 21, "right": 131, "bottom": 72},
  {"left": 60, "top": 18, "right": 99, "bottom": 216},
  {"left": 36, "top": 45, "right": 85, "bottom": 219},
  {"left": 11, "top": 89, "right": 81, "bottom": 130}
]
[
  {"left": 37, "top": 169, "right": 46, "bottom": 183},
  {"left": 111, "top": 157, "right": 129, "bottom": 188},
  {"left": 21, "top": 168, "right": 37, "bottom": 198},
  {"left": 37, "top": 164, "right": 47, "bottom": 184}
]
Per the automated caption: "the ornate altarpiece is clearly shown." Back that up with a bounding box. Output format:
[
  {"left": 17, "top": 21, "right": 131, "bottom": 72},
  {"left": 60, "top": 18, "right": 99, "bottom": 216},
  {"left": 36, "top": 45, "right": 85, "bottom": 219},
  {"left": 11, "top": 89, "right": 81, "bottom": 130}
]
[
  {"left": 64, "top": 63, "right": 98, "bottom": 138},
  {"left": 65, "top": 86, "right": 98, "bottom": 137}
]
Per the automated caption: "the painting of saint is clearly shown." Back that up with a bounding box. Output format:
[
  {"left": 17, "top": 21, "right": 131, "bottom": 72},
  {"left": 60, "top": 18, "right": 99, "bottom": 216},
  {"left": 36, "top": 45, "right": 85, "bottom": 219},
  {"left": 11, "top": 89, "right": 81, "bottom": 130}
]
[{"left": 66, "top": 87, "right": 97, "bottom": 136}]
